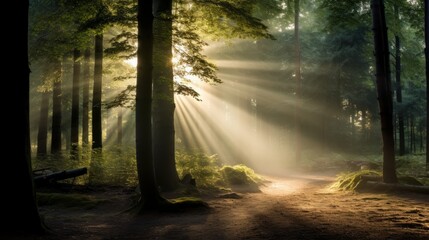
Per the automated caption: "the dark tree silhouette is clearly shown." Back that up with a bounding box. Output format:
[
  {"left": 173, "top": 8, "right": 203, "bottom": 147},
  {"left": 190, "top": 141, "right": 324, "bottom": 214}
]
[
  {"left": 51, "top": 60, "right": 63, "bottom": 153},
  {"left": 93, "top": 34, "right": 103, "bottom": 150},
  {"left": 37, "top": 91, "right": 49, "bottom": 157},
  {"left": 3, "top": 0, "right": 45, "bottom": 235},
  {"left": 371, "top": 0, "right": 397, "bottom": 183},
  {"left": 136, "top": 0, "right": 165, "bottom": 210},
  {"left": 71, "top": 48, "right": 81, "bottom": 154},
  {"left": 153, "top": 0, "right": 180, "bottom": 191}
]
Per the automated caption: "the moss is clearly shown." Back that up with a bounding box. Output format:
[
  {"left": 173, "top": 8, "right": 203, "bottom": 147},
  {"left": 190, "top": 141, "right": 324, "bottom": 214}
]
[
  {"left": 220, "top": 164, "right": 264, "bottom": 186},
  {"left": 37, "top": 192, "right": 106, "bottom": 209},
  {"left": 330, "top": 170, "right": 382, "bottom": 191}
]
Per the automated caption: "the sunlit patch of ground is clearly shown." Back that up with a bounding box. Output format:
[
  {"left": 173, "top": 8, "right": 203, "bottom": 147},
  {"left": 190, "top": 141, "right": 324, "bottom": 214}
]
[{"left": 35, "top": 173, "right": 429, "bottom": 240}]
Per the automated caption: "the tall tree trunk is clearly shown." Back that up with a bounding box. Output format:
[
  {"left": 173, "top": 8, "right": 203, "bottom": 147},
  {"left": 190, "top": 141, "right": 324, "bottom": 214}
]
[
  {"left": 71, "top": 49, "right": 81, "bottom": 154},
  {"left": 82, "top": 48, "right": 91, "bottom": 145},
  {"left": 136, "top": 0, "right": 163, "bottom": 210},
  {"left": 420, "top": 124, "right": 424, "bottom": 153},
  {"left": 294, "top": 0, "right": 302, "bottom": 163},
  {"left": 371, "top": 0, "right": 397, "bottom": 183},
  {"left": 37, "top": 91, "right": 49, "bottom": 157},
  {"left": 410, "top": 116, "right": 415, "bottom": 153},
  {"left": 93, "top": 35, "right": 103, "bottom": 150},
  {"left": 153, "top": 0, "right": 180, "bottom": 191},
  {"left": 424, "top": 0, "right": 429, "bottom": 172},
  {"left": 117, "top": 108, "right": 123, "bottom": 145},
  {"left": 51, "top": 59, "right": 63, "bottom": 154},
  {"left": 394, "top": 4, "right": 405, "bottom": 156},
  {"left": 3, "top": 0, "right": 44, "bottom": 234}
]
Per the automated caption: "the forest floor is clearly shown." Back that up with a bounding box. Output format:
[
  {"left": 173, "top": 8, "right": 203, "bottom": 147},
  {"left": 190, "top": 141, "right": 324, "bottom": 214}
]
[{"left": 10, "top": 171, "right": 429, "bottom": 240}]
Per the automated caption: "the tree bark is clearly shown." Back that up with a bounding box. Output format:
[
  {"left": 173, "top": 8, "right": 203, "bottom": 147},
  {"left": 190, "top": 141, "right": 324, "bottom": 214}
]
[
  {"left": 37, "top": 91, "right": 49, "bottom": 157},
  {"left": 82, "top": 48, "right": 91, "bottom": 145},
  {"left": 394, "top": 5, "right": 405, "bottom": 156},
  {"left": 294, "top": 0, "right": 302, "bottom": 164},
  {"left": 93, "top": 34, "right": 103, "bottom": 150},
  {"left": 136, "top": 0, "right": 164, "bottom": 210},
  {"left": 51, "top": 59, "right": 63, "bottom": 154},
  {"left": 71, "top": 49, "right": 81, "bottom": 154},
  {"left": 153, "top": 0, "right": 180, "bottom": 191},
  {"left": 424, "top": 0, "right": 429, "bottom": 172},
  {"left": 117, "top": 108, "right": 123, "bottom": 145},
  {"left": 371, "top": 0, "right": 397, "bottom": 183}
]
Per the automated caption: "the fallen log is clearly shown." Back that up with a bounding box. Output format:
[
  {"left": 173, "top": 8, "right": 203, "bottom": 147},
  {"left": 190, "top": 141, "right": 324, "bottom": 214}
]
[
  {"left": 362, "top": 181, "right": 429, "bottom": 194},
  {"left": 34, "top": 167, "right": 87, "bottom": 186}
]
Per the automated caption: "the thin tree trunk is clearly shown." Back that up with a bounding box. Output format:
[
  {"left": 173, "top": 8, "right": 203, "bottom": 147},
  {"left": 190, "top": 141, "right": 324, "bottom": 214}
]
[
  {"left": 117, "top": 108, "right": 123, "bottom": 145},
  {"left": 409, "top": 116, "right": 412, "bottom": 152},
  {"left": 153, "top": 0, "right": 180, "bottom": 191},
  {"left": 93, "top": 34, "right": 103, "bottom": 150},
  {"left": 411, "top": 116, "right": 415, "bottom": 153},
  {"left": 82, "top": 48, "right": 91, "bottom": 145},
  {"left": 371, "top": 0, "right": 397, "bottom": 183},
  {"left": 71, "top": 49, "right": 81, "bottom": 154},
  {"left": 51, "top": 59, "right": 63, "bottom": 154},
  {"left": 394, "top": 5, "right": 405, "bottom": 156},
  {"left": 37, "top": 91, "right": 49, "bottom": 157},
  {"left": 424, "top": 0, "right": 429, "bottom": 172},
  {"left": 294, "top": 0, "right": 302, "bottom": 163},
  {"left": 420, "top": 124, "right": 424, "bottom": 153},
  {"left": 362, "top": 109, "right": 367, "bottom": 141},
  {"left": 136, "top": 0, "right": 164, "bottom": 210}
]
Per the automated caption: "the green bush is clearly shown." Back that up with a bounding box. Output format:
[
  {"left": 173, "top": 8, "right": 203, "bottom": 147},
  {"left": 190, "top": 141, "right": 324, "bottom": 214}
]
[{"left": 175, "top": 150, "right": 225, "bottom": 190}]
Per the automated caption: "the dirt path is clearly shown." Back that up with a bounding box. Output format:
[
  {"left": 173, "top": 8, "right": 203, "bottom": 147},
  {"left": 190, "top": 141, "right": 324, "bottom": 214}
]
[{"left": 34, "top": 173, "right": 429, "bottom": 240}]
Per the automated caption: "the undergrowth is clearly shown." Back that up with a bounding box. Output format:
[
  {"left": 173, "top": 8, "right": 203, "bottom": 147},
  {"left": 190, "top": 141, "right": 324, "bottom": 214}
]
[
  {"left": 33, "top": 147, "right": 264, "bottom": 192},
  {"left": 330, "top": 170, "right": 381, "bottom": 191}
]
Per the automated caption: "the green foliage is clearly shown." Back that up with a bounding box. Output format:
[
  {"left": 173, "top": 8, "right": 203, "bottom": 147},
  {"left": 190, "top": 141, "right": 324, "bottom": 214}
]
[
  {"left": 176, "top": 150, "right": 224, "bottom": 189},
  {"left": 220, "top": 164, "right": 264, "bottom": 186},
  {"left": 396, "top": 155, "right": 427, "bottom": 177},
  {"left": 88, "top": 146, "right": 138, "bottom": 186},
  {"left": 33, "top": 146, "right": 138, "bottom": 187},
  {"left": 330, "top": 170, "right": 382, "bottom": 191},
  {"left": 192, "top": 0, "right": 275, "bottom": 40},
  {"left": 175, "top": 150, "right": 264, "bottom": 191}
]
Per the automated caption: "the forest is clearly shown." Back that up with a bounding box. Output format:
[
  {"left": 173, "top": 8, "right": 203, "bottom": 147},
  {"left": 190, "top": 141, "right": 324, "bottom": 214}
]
[{"left": 2, "top": 0, "right": 429, "bottom": 239}]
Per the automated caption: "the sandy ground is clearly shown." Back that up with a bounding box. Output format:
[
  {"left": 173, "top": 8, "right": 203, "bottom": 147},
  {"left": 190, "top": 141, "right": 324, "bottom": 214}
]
[{"left": 14, "top": 173, "right": 429, "bottom": 240}]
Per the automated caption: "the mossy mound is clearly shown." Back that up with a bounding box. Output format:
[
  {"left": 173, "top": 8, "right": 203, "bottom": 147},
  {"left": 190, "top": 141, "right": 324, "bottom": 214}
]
[
  {"left": 330, "top": 170, "right": 381, "bottom": 191},
  {"left": 220, "top": 164, "right": 264, "bottom": 186},
  {"left": 219, "top": 164, "right": 265, "bottom": 192}
]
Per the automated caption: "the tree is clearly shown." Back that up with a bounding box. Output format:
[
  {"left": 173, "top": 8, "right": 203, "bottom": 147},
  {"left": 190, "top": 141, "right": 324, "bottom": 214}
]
[
  {"left": 93, "top": 34, "right": 103, "bottom": 150},
  {"left": 293, "top": 0, "right": 302, "bottom": 163},
  {"left": 394, "top": 2, "right": 405, "bottom": 156},
  {"left": 371, "top": 0, "right": 397, "bottom": 183},
  {"left": 153, "top": 0, "right": 180, "bottom": 191},
  {"left": 71, "top": 48, "right": 82, "bottom": 154},
  {"left": 37, "top": 89, "right": 49, "bottom": 157},
  {"left": 425, "top": 0, "right": 429, "bottom": 172},
  {"left": 136, "top": 0, "right": 165, "bottom": 210},
  {"left": 82, "top": 48, "right": 91, "bottom": 145},
  {"left": 51, "top": 59, "right": 63, "bottom": 154},
  {"left": 3, "top": 0, "right": 45, "bottom": 235}
]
